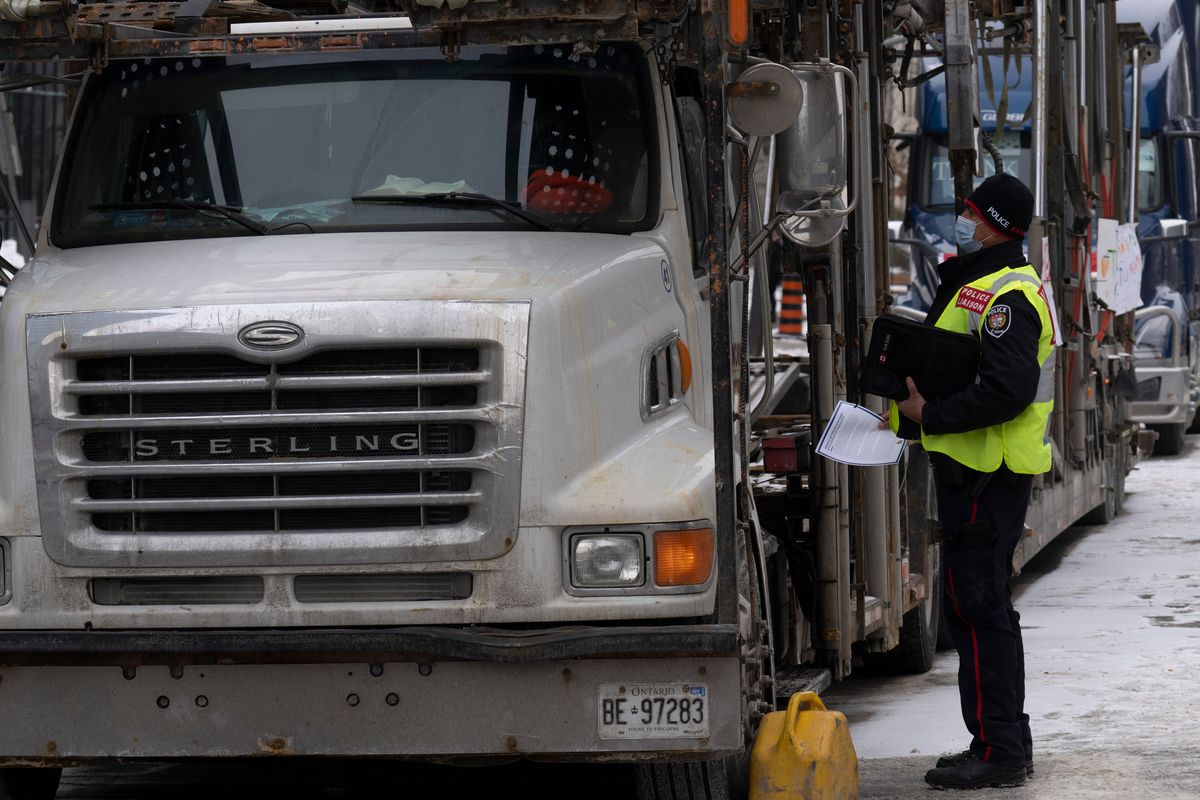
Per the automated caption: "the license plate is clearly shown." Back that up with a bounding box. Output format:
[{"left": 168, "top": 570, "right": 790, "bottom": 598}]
[{"left": 597, "top": 683, "right": 710, "bottom": 740}]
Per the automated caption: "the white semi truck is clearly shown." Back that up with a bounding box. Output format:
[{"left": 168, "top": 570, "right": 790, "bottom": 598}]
[{"left": 0, "top": 0, "right": 1146, "bottom": 798}]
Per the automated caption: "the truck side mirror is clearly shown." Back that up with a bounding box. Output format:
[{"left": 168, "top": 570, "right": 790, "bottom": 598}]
[{"left": 774, "top": 63, "right": 858, "bottom": 247}]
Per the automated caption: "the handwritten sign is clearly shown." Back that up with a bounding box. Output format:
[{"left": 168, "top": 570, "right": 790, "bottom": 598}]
[{"left": 1094, "top": 218, "right": 1144, "bottom": 315}]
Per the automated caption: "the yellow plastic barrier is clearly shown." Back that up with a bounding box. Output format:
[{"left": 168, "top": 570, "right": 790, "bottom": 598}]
[{"left": 749, "top": 691, "right": 859, "bottom": 800}]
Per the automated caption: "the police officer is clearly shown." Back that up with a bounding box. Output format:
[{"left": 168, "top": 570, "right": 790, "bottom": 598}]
[{"left": 889, "top": 173, "right": 1054, "bottom": 790}]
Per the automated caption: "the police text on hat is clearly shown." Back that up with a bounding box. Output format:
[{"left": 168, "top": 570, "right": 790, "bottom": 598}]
[{"left": 963, "top": 173, "right": 1035, "bottom": 240}]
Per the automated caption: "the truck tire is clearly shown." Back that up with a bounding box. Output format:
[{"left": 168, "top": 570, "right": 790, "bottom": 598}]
[
  {"left": 864, "top": 541, "right": 942, "bottom": 674},
  {"left": 897, "top": 541, "right": 942, "bottom": 672},
  {"left": 1081, "top": 460, "right": 1119, "bottom": 525},
  {"left": 635, "top": 757, "right": 745, "bottom": 800},
  {"left": 1188, "top": 410, "right": 1200, "bottom": 434},
  {"left": 0, "top": 768, "right": 62, "bottom": 800},
  {"left": 1152, "top": 423, "right": 1186, "bottom": 456},
  {"left": 1112, "top": 439, "right": 1128, "bottom": 515}
]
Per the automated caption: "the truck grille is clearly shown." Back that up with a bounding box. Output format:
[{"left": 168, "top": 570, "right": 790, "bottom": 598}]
[
  {"left": 28, "top": 303, "right": 528, "bottom": 568},
  {"left": 74, "top": 349, "right": 481, "bottom": 415}
]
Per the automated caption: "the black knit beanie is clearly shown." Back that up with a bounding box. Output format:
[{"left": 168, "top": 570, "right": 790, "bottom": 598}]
[{"left": 964, "top": 173, "right": 1035, "bottom": 240}]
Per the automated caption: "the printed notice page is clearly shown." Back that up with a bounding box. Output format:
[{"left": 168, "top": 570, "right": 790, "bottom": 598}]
[{"left": 814, "top": 401, "right": 906, "bottom": 467}]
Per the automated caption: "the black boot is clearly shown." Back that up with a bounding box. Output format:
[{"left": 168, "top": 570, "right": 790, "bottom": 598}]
[
  {"left": 936, "top": 749, "right": 1034, "bottom": 776},
  {"left": 925, "top": 754, "right": 1027, "bottom": 790}
]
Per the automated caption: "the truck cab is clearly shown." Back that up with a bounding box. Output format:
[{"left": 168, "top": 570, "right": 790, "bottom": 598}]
[
  {"left": 0, "top": 3, "right": 873, "bottom": 788},
  {"left": 0, "top": 31, "right": 769, "bottom": 772}
]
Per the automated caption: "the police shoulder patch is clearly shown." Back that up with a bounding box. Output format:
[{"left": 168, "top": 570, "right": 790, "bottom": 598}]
[{"left": 985, "top": 304, "right": 1011, "bottom": 338}]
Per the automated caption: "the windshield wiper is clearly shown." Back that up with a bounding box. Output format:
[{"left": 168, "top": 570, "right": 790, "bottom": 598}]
[
  {"left": 91, "top": 201, "right": 277, "bottom": 235},
  {"left": 351, "top": 191, "right": 559, "bottom": 231}
]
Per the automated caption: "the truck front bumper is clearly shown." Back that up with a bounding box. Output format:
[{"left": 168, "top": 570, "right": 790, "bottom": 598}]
[{"left": 0, "top": 625, "right": 743, "bottom": 763}]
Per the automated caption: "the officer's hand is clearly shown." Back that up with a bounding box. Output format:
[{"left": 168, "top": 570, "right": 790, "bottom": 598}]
[
  {"left": 878, "top": 407, "right": 892, "bottom": 430},
  {"left": 897, "top": 377, "right": 926, "bottom": 424}
]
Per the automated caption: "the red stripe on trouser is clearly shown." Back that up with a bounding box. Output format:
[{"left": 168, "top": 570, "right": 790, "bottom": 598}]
[{"left": 946, "top": 498, "right": 989, "bottom": 762}]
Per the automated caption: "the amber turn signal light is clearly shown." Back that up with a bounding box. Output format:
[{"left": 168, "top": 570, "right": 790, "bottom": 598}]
[
  {"left": 675, "top": 338, "right": 692, "bottom": 395},
  {"left": 727, "top": 0, "right": 749, "bottom": 47},
  {"left": 654, "top": 528, "right": 715, "bottom": 587}
]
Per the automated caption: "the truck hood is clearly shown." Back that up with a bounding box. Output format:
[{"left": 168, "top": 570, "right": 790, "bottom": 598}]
[
  {"left": 15, "top": 230, "right": 667, "bottom": 312},
  {"left": 0, "top": 227, "right": 718, "bottom": 622}
]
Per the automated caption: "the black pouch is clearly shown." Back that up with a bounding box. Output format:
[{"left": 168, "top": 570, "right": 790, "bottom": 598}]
[
  {"left": 861, "top": 315, "right": 981, "bottom": 401},
  {"left": 946, "top": 519, "right": 995, "bottom": 551},
  {"left": 945, "top": 544, "right": 1002, "bottom": 618}
]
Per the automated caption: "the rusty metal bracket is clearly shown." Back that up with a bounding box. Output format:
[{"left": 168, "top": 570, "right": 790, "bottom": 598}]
[
  {"left": 726, "top": 80, "right": 780, "bottom": 98},
  {"left": 438, "top": 22, "right": 458, "bottom": 60}
]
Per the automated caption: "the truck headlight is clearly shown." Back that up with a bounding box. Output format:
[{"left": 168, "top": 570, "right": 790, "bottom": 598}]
[{"left": 569, "top": 533, "right": 644, "bottom": 588}]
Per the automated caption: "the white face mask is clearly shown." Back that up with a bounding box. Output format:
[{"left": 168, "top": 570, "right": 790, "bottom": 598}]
[{"left": 955, "top": 215, "right": 983, "bottom": 254}]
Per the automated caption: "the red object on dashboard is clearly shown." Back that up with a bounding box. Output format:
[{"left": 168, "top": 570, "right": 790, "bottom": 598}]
[{"left": 525, "top": 171, "right": 614, "bottom": 215}]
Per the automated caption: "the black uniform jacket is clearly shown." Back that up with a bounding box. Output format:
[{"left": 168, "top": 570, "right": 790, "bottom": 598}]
[{"left": 897, "top": 240, "right": 1044, "bottom": 440}]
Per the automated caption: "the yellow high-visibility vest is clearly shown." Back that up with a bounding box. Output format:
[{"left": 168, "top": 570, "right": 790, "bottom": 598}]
[{"left": 893, "top": 264, "right": 1055, "bottom": 474}]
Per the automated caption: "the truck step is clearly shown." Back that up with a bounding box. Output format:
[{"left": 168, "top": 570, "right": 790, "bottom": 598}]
[{"left": 773, "top": 666, "right": 832, "bottom": 707}]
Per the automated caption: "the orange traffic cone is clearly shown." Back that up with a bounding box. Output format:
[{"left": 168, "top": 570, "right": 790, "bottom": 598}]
[{"left": 779, "top": 276, "right": 805, "bottom": 337}]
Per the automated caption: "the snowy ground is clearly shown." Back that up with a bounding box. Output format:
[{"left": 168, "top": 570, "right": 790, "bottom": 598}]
[{"left": 825, "top": 435, "right": 1200, "bottom": 798}]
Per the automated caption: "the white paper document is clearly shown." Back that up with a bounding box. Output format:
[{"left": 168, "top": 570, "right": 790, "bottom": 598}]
[{"left": 815, "top": 401, "right": 906, "bottom": 467}]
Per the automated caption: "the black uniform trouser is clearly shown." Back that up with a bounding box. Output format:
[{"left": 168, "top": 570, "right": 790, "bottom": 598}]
[{"left": 933, "top": 457, "right": 1033, "bottom": 767}]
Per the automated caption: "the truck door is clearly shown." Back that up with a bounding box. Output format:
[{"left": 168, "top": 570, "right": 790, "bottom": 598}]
[{"left": 667, "top": 66, "right": 713, "bottom": 427}]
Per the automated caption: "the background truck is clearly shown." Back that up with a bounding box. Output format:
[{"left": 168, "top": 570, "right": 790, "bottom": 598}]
[
  {"left": 1125, "top": 0, "right": 1200, "bottom": 453},
  {"left": 891, "top": 50, "right": 1034, "bottom": 309},
  {"left": 0, "top": 0, "right": 1145, "bottom": 798}
]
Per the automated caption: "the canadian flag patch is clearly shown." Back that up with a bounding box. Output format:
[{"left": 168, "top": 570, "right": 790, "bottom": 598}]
[{"left": 956, "top": 286, "right": 994, "bottom": 314}]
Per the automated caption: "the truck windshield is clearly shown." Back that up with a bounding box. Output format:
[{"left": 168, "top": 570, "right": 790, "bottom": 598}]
[
  {"left": 53, "top": 45, "right": 655, "bottom": 247},
  {"left": 923, "top": 131, "right": 1164, "bottom": 212},
  {"left": 923, "top": 130, "right": 1031, "bottom": 207}
]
